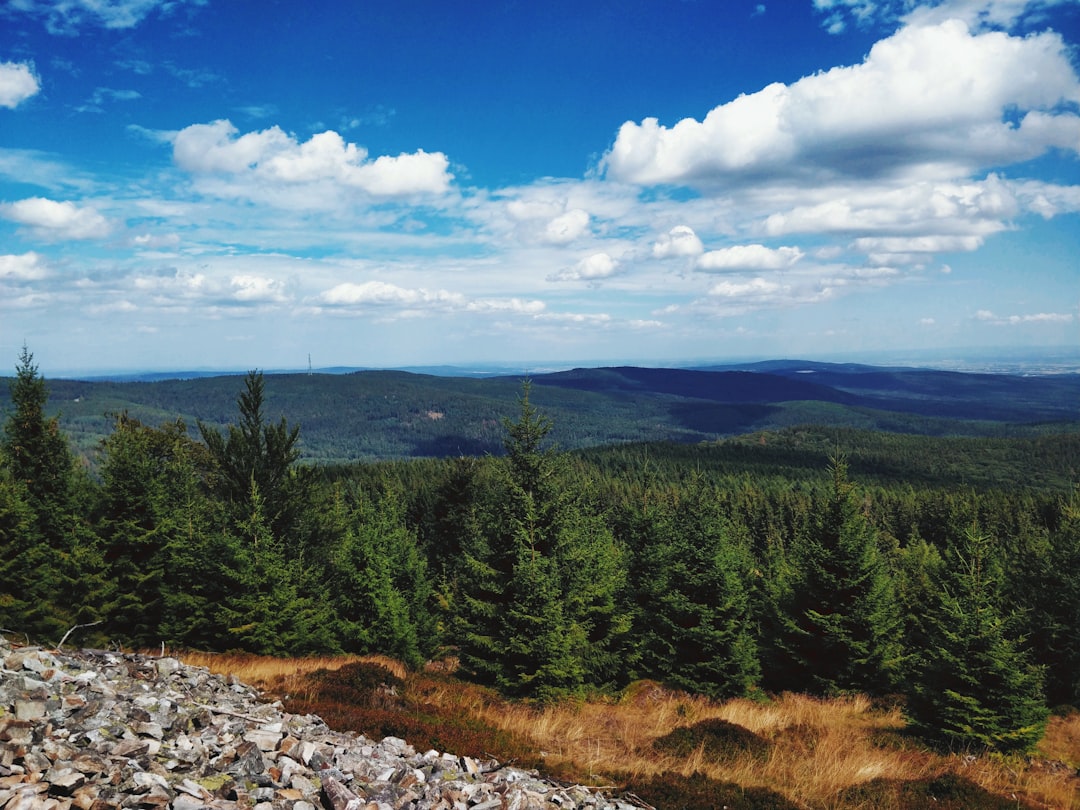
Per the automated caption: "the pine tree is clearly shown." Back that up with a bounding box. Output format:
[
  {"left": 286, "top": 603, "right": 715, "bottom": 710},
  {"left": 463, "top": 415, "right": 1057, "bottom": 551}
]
[
  {"left": 329, "top": 485, "right": 434, "bottom": 668},
  {"left": 905, "top": 525, "right": 1049, "bottom": 754},
  {"left": 0, "top": 347, "right": 87, "bottom": 641},
  {"left": 455, "top": 382, "right": 627, "bottom": 699},
  {"left": 772, "top": 455, "right": 902, "bottom": 694},
  {"left": 199, "top": 370, "right": 312, "bottom": 546},
  {"left": 634, "top": 478, "right": 760, "bottom": 699}
]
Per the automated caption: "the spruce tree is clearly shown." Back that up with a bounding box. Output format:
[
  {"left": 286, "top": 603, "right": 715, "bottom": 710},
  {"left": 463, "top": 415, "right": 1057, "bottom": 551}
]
[
  {"left": 0, "top": 347, "right": 88, "bottom": 641},
  {"left": 772, "top": 455, "right": 902, "bottom": 694},
  {"left": 905, "top": 525, "right": 1048, "bottom": 754},
  {"left": 634, "top": 478, "right": 760, "bottom": 699},
  {"left": 198, "top": 370, "right": 312, "bottom": 545},
  {"left": 329, "top": 485, "right": 434, "bottom": 668},
  {"left": 455, "top": 382, "right": 627, "bottom": 699}
]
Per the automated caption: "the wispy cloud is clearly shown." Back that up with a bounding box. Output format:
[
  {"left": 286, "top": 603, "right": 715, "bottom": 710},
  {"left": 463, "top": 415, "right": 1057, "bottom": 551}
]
[
  {"left": 9, "top": 0, "right": 207, "bottom": 34},
  {"left": 975, "top": 308, "right": 1075, "bottom": 325}
]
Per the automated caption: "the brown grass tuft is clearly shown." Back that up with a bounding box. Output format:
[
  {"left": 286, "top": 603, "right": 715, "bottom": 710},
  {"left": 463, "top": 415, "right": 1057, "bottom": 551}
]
[{"left": 177, "top": 653, "right": 1080, "bottom": 810}]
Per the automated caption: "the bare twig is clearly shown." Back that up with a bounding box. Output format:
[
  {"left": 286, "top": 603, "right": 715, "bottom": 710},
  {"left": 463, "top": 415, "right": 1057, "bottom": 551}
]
[{"left": 55, "top": 621, "right": 103, "bottom": 651}]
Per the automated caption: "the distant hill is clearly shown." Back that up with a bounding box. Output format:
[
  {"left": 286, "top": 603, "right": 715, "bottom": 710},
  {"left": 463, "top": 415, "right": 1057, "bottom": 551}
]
[{"left": 3, "top": 361, "right": 1078, "bottom": 464}]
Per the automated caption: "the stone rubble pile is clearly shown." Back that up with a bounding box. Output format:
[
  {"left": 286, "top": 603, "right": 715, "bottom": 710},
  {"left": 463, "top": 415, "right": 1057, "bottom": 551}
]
[{"left": 0, "top": 636, "right": 644, "bottom": 810}]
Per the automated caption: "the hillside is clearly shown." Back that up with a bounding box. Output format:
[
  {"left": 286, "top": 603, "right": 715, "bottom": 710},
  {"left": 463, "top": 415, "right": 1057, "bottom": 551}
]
[{"left": 2, "top": 361, "right": 1078, "bottom": 463}]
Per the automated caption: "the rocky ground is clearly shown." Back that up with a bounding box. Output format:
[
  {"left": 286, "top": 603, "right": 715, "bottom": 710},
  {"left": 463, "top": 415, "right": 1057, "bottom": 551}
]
[{"left": 0, "top": 635, "right": 644, "bottom": 810}]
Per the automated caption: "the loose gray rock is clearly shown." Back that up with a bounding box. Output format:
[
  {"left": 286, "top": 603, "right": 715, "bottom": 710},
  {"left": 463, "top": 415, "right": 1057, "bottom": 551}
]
[{"left": 0, "top": 634, "right": 642, "bottom": 810}]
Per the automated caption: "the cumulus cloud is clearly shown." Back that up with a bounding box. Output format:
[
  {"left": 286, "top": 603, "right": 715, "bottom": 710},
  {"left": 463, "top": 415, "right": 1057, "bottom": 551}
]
[
  {"left": 762, "top": 174, "right": 1019, "bottom": 237},
  {"left": 652, "top": 225, "right": 704, "bottom": 258},
  {"left": 10, "top": 0, "right": 206, "bottom": 33},
  {"left": 501, "top": 194, "right": 594, "bottom": 245},
  {"left": 172, "top": 120, "right": 453, "bottom": 200},
  {"left": 549, "top": 252, "right": 620, "bottom": 282},
  {"left": 231, "top": 274, "right": 288, "bottom": 303},
  {"left": 542, "top": 208, "right": 590, "bottom": 244},
  {"left": 604, "top": 19, "right": 1080, "bottom": 189},
  {"left": 1, "top": 197, "right": 112, "bottom": 239},
  {"left": 0, "top": 61, "right": 40, "bottom": 108},
  {"left": 697, "top": 244, "right": 804, "bottom": 272},
  {"left": 853, "top": 233, "right": 985, "bottom": 263},
  {"left": 0, "top": 251, "right": 49, "bottom": 280},
  {"left": 707, "top": 277, "right": 787, "bottom": 305},
  {"left": 130, "top": 232, "right": 181, "bottom": 249}
]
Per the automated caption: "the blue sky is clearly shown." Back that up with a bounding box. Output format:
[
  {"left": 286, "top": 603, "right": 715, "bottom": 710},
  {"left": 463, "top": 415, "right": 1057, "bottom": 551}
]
[{"left": 1, "top": 0, "right": 1078, "bottom": 375}]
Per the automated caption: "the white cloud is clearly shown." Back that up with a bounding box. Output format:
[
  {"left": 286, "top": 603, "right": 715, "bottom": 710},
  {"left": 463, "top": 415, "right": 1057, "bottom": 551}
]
[
  {"left": 697, "top": 244, "right": 804, "bottom": 272},
  {"left": 315, "top": 280, "right": 551, "bottom": 319},
  {"left": 1, "top": 197, "right": 112, "bottom": 239},
  {"left": 604, "top": 19, "right": 1080, "bottom": 189},
  {"left": 550, "top": 252, "right": 620, "bottom": 282},
  {"left": 0, "top": 251, "right": 49, "bottom": 280},
  {"left": 976, "top": 308, "right": 1075, "bottom": 325},
  {"left": 318, "top": 280, "right": 460, "bottom": 308},
  {"left": 814, "top": 0, "right": 1075, "bottom": 33},
  {"left": 130, "top": 232, "right": 181, "bottom": 249},
  {"left": 708, "top": 276, "right": 784, "bottom": 299},
  {"left": 902, "top": 0, "right": 1076, "bottom": 29},
  {"left": 762, "top": 174, "right": 1020, "bottom": 237},
  {"left": 172, "top": 120, "right": 453, "bottom": 201},
  {"left": 10, "top": 0, "right": 206, "bottom": 33},
  {"left": 231, "top": 274, "right": 288, "bottom": 303},
  {"left": 853, "top": 235, "right": 985, "bottom": 254},
  {"left": 542, "top": 208, "right": 590, "bottom": 244},
  {"left": 652, "top": 225, "right": 704, "bottom": 258},
  {"left": 0, "top": 61, "right": 40, "bottom": 108},
  {"left": 466, "top": 297, "right": 546, "bottom": 315}
]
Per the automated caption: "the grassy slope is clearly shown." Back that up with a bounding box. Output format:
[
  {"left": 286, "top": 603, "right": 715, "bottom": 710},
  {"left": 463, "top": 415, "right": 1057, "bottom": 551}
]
[{"left": 180, "top": 651, "right": 1080, "bottom": 810}]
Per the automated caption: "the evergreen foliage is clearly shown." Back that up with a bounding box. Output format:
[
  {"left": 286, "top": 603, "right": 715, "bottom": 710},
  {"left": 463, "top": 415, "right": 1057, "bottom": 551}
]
[
  {"left": 0, "top": 347, "right": 91, "bottom": 641},
  {"left": 198, "top": 370, "right": 312, "bottom": 544},
  {"left": 454, "top": 382, "right": 627, "bottom": 699},
  {"left": 904, "top": 525, "right": 1049, "bottom": 754},
  {"left": 632, "top": 477, "right": 760, "bottom": 699},
  {"left": 770, "top": 455, "right": 902, "bottom": 694},
  {"left": 2, "top": 346, "right": 1078, "bottom": 754}
]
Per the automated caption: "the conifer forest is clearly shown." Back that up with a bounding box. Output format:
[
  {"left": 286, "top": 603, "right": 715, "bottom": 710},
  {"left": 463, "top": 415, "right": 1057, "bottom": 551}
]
[{"left": 2, "top": 346, "right": 1079, "bottom": 759}]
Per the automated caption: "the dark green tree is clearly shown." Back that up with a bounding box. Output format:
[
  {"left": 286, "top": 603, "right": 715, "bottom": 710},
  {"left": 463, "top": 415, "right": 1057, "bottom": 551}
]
[
  {"left": 0, "top": 347, "right": 91, "bottom": 641},
  {"left": 329, "top": 485, "right": 435, "bottom": 668},
  {"left": 770, "top": 455, "right": 902, "bottom": 694},
  {"left": 2, "top": 346, "right": 79, "bottom": 546},
  {"left": 95, "top": 414, "right": 229, "bottom": 648},
  {"left": 198, "top": 370, "right": 312, "bottom": 546},
  {"left": 893, "top": 527, "right": 945, "bottom": 684},
  {"left": 455, "top": 382, "right": 627, "bottom": 699},
  {"left": 216, "top": 478, "right": 339, "bottom": 655},
  {"left": 633, "top": 478, "right": 760, "bottom": 699},
  {"left": 905, "top": 525, "right": 1049, "bottom": 754},
  {"left": 1022, "top": 488, "right": 1080, "bottom": 707}
]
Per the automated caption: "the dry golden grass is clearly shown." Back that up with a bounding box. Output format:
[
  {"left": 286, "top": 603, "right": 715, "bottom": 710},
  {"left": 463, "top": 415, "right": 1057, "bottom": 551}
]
[
  {"left": 172, "top": 650, "right": 408, "bottom": 702},
  {"left": 179, "top": 652, "right": 1080, "bottom": 810}
]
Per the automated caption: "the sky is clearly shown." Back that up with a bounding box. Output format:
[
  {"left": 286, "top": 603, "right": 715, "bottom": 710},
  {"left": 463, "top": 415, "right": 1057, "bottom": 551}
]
[{"left": 1, "top": 0, "right": 1079, "bottom": 376}]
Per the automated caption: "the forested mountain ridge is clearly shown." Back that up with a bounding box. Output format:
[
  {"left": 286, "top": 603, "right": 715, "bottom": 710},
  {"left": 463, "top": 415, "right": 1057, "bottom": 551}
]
[
  {"left": 3, "top": 361, "right": 1078, "bottom": 464},
  {"left": 3, "top": 349, "right": 1080, "bottom": 765}
]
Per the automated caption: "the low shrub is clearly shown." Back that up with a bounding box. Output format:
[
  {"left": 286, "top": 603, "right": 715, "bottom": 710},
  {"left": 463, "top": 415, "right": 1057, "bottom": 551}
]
[
  {"left": 627, "top": 771, "right": 799, "bottom": 810},
  {"left": 837, "top": 772, "right": 1037, "bottom": 810},
  {"left": 307, "top": 661, "right": 404, "bottom": 709},
  {"left": 653, "top": 718, "right": 771, "bottom": 761}
]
